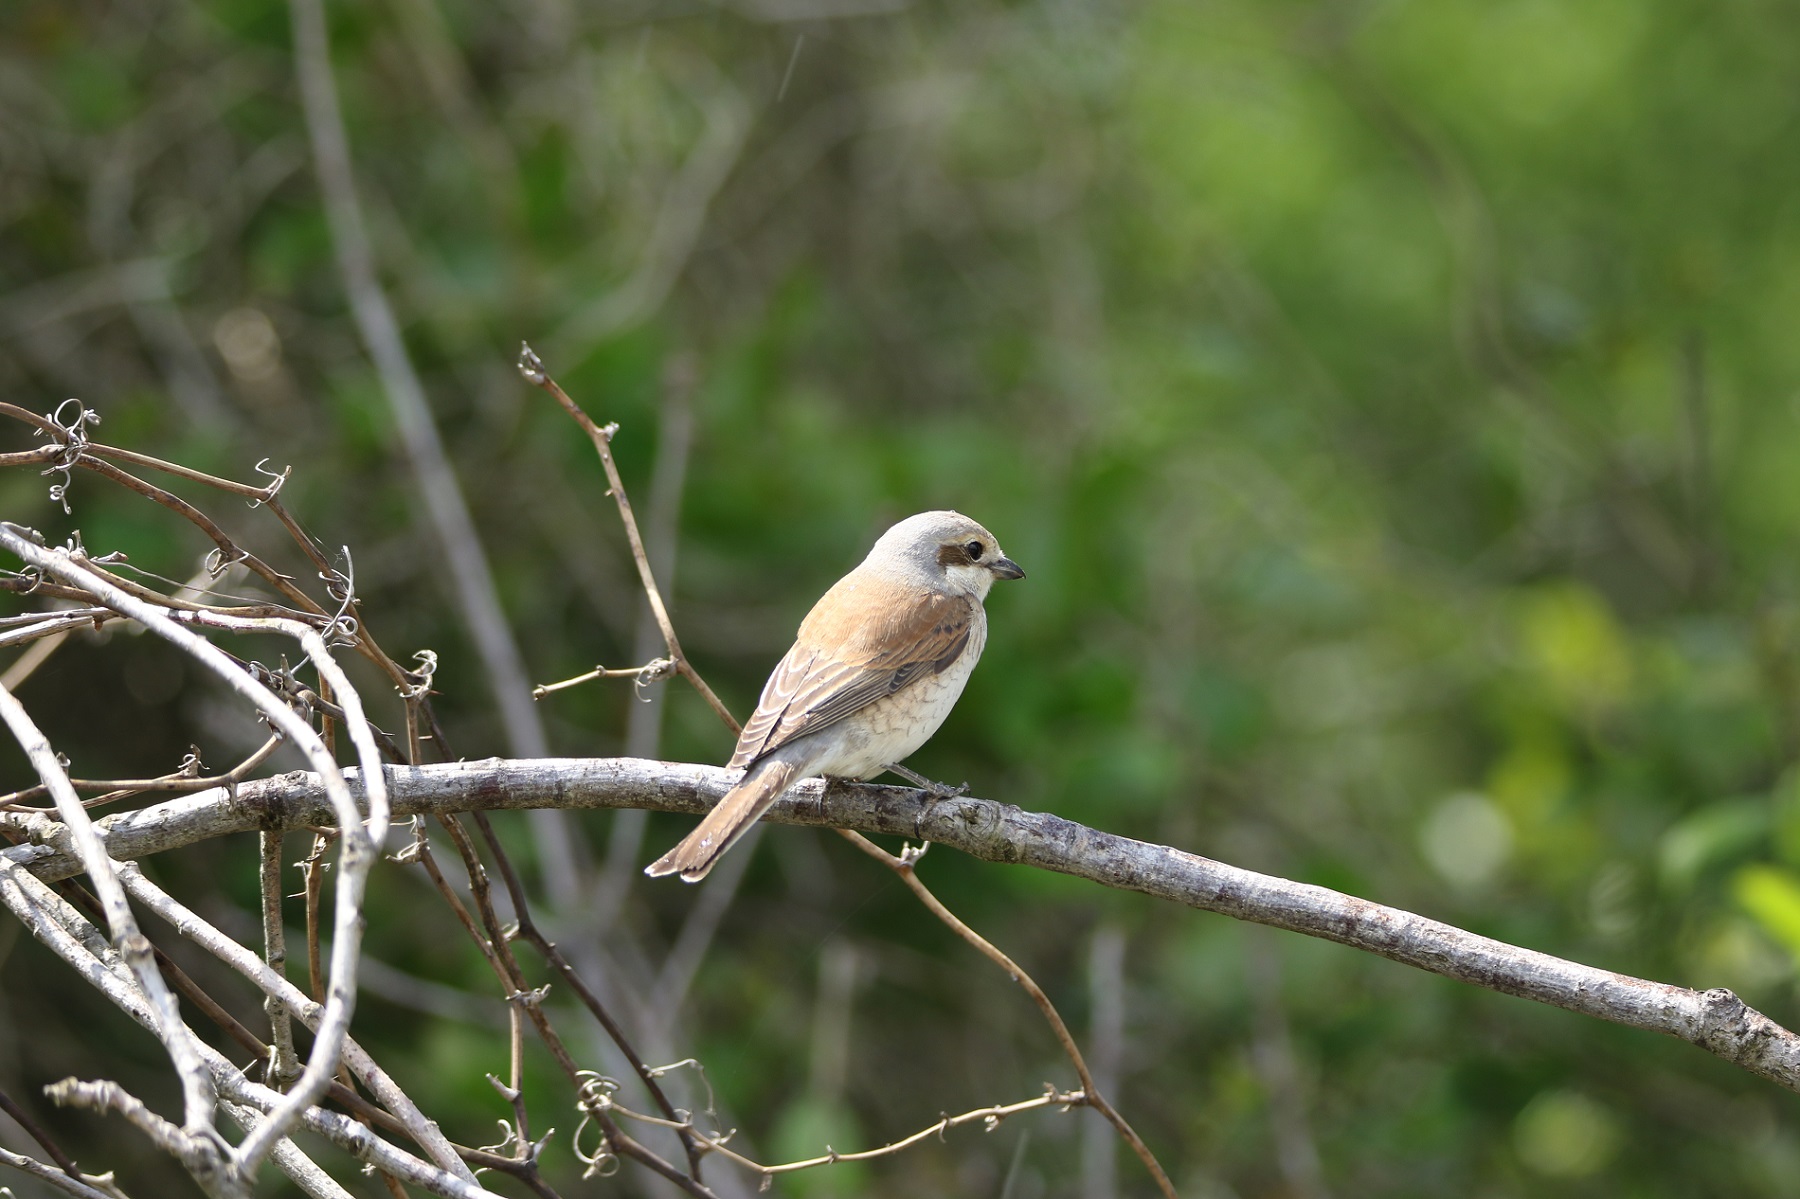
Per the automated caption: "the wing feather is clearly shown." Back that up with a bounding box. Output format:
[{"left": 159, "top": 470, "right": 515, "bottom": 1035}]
[{"left": 726, "top": 573, "right": 976, "bottom": 768}]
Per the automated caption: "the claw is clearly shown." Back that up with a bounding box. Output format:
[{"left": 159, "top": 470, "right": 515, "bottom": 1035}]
[{"left": 880, "top": 764, "right": 968, "bottom": 837}]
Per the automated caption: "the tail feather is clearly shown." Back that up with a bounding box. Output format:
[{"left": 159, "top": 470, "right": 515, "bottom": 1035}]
[{"left": 644, "top": 757, "right": 803, "bottom": 882}]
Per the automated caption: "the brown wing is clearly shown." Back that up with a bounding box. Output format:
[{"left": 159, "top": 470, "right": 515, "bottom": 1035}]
[{"left": 727, "top": 572, "right": 976, "bottom": 768}]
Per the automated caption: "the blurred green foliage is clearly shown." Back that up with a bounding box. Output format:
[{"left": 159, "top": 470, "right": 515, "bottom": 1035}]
[{"left": 5, "top": 0, "right": 1800, "bottom": 1195}]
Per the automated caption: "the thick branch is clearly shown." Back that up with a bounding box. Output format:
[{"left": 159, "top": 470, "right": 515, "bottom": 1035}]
[{"left": 5, "top": 755, "right": 1796, "bottom": 1094}]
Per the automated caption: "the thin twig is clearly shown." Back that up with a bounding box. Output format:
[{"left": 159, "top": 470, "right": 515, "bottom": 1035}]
[
  {"left": 0, "top": 620, "right": 79, "bottom": 688},
  {"left": 532, "top": 660, "right": 672, "bottom": 699},
  {"left": 42, "top": 1079, "right": 228, "bottom": 1194},
  {"left": 301, "top": 831, "right": 330, "bottom": 1003},
  {"left": 0, "top": 610, "right": 109, "bottom": 650},
  {"left": 0, "top": 733, "right": 283, "bottom": 811},
  {"left": 54, "top": 873, "right": 274, "bottom": 1067},
  {"left": 33, "top": 427, "right": 419, "bottom": 695},
  {"left": 261, "top": 830, "right": 302, "bottom": 1087},
  {"left": 592, "top": 352, "right": 697, "bottom": 932},
  {"left": 516, "top": 344, "right": 738, "bottom": 735},
  {"left": 423, "top": 808, "right": 713, "bottom": 1193},
  {"left": 50, "top": 872, "right": 273, "bottom": 1069},
  {"left": 836, "top": 831, "right": 1177, "bottom": 1198},
  {"left": 0, "top": 1144, "right": 127, "bottom": 1199},
  {"left": 510, "top": 917, "right": 709, "bottom": 1175},
  {"left": 608, "top": 1085, "right": 1084, "bottom": 1180},
  {"left": 0, "top": 1085, "right": 85, "bottom": 1178},
  {"left": 219, "top": 1100, "right": 356, "bottom": 1199},
  {"left": 468, "top": 810, "right": 709, "bottom": 1177}
]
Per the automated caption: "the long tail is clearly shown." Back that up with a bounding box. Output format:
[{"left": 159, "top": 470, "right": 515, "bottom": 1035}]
[{"left": 644, "top": 756, "right": 803, "bottom": 882}]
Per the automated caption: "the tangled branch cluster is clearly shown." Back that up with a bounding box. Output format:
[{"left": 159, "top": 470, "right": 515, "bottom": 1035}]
[{"left": 0, "top": 352, "right": 1178, "bottom": 1198}]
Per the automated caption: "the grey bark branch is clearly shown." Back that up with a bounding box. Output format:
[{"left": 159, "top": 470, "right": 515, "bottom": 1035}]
[
  {"left": 0, "top": 1145, "right": 125, "bottom": 1199},
  {"left": 4, "top": 755, "right": 1798, "bottom": 1095},
  {"left": 220, "top": 1100, "right": 357, "bottom": 1199}
]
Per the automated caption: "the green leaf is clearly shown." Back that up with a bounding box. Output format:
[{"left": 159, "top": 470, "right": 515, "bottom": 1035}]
[
  {"left": 1659, "top": 799, "right": 1768, "bottom": 892},
  {"left": 1733, "top": 863, "right": 1800, "bottom": 961}
]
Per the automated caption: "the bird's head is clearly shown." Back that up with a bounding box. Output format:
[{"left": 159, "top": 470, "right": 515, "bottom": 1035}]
[{"left": 871, "top": 510, "right": 1025, "bottom": 600}]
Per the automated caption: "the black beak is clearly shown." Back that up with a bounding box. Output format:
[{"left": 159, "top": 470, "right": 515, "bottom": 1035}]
[{"left": 989, "top": 556, "right": 1025, "bottom": 581}]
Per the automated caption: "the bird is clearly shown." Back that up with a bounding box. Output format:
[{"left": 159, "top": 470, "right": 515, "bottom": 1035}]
[{"left": 644, "top": 510, "right": 1025, "bottom": 882}]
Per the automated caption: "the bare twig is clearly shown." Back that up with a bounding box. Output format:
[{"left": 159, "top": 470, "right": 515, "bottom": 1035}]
[
  {"left": 43, "top": 1079, "right": 223, "bottom": 1188},
  {"left": 0, "top": 1086, "right": 86, "bottom": 1180},
  {"left": 0, "top": 619, "right": 80, "bottom": 688},
  {"left": 0, "top": 608, "right": 106, "bottom": 648},
  {"left": 516, "top": 344, "right": 739, "bottom": 736},
  {"left": 0, "top": 1144, "right": 126, "bottom": 1199},
  {"left": 456, "top": 810, "right": 714, "bottom": 1185},
  {"left": 301, "top": 830, "right": 330, "bottom": 1003},
  {"left": 0, "top": 733, "right": 283, "bottom": 811},
  {"left": 219, "top": 1100, "right": 357, "bottom": 1199},
  {"left": 50, "top": 875, "right": 273, "bottom": 1070},
  {"left": 533, "top": 659, "right": 673, "bottom": 699},
  {"left": 260, "top": 830, "right": 302, "bottom": 1088},
  {"left": 217, "top": 1069, "right": 505, "bottom": 1199},
  {"left": 0, "top": 776, "right": 484, "bottom": 1199},
  {"left": 592, "top": 353, "right": 697, "bottom": 932},
  {"left": 606, "top": 1084, "right": 1085, "bottom": 1181},
  {"left": 836, "top": 831, "right": 1176, "bottom": 1198}
]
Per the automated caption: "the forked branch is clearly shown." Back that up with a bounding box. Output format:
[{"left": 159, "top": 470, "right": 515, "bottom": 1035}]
[{"left": 516, "top": 343, "right": 739, "bottom": 735}]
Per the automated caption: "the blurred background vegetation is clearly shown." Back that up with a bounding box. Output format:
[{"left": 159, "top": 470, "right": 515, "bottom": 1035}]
[{"left": 5, "top": 0, "right": 1800, "bottom": 1194}]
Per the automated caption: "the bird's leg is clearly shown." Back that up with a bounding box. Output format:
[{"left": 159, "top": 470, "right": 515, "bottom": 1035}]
[
  {"left": 886, "top": 763, "right": 967, "bottom": 796},
  {"left": 885, "top": 763, "right": 968, "bottom": 838},
  {"left": 818, "top": 774, "right": 845, "bottom": 822}
]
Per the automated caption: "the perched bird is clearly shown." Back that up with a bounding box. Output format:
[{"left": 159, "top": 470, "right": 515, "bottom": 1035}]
[{"left": 645, "top": 510, "right": 1025, "bottom": 882}]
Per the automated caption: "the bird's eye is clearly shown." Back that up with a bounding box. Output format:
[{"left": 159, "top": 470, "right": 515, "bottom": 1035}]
[{"left": 964, "top": 541, "right": 984, "bottom": 560}]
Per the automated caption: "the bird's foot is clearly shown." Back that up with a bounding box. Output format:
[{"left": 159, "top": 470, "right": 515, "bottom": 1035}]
[
  {"left": 887, "top": 763, "right": 967, "bottom": 798},
  {"left": 885, "top": 764, "right": 968, "bottom": 838}
]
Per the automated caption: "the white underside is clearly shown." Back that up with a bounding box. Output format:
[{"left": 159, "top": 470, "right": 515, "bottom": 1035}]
[{"left": 800, "top": 606, "right": 988, "bottom": 780}]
